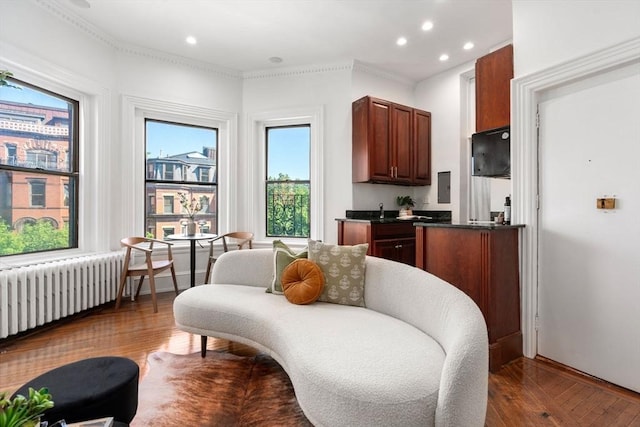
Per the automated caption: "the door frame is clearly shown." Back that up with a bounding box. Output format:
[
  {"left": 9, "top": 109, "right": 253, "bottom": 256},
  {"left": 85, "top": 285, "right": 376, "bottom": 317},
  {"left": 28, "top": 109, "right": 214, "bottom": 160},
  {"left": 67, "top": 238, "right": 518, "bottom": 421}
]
[{"left": 511, "top": 37, "right": 640, "bottom": 358}]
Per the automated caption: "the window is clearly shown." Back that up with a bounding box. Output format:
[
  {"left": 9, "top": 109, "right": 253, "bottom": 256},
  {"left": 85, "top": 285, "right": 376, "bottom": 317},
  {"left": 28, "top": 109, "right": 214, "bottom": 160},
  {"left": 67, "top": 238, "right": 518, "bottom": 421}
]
[
  {"left": 266, "top": 125, "right": 310, "bottom": 238},
  {"left": 26, "top": 150, "right": 57, "bottom": 169},
  {"left": 0, "top": 78, "right": 79, "bottom": 256},
  {"left": 6, "top": 144, "right": 17, "bottom": 165},
  {"left": 145, "top": 120, "right": 218, "bottom": 238},
  {"left": 29, "top": 180, "right": 46, "bottom": 207},
  {"left": 163, "top": 195, "right": 174, "bottom": 214}
]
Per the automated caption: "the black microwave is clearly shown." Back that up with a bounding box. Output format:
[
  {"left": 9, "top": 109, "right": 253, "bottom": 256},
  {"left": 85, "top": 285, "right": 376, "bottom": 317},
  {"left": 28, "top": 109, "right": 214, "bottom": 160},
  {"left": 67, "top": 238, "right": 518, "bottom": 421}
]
[{"left": 471, "top": 126, "right": 510, "bottom": 178}]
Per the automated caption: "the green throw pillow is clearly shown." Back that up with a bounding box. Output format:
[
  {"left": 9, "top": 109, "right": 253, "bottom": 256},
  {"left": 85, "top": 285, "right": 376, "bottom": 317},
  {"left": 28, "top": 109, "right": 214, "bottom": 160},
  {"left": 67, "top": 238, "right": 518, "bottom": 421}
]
[
  {"left": 267, "top": 240, "right": 308, "bottom": 294},
  {"left": 308, "top": 239, "right": 368, "bottom": 307}
]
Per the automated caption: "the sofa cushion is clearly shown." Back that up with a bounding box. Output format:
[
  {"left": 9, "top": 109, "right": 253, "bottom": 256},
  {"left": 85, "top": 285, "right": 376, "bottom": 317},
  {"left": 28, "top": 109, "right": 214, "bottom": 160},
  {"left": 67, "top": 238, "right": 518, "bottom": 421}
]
[
  {"left": 268, "top": 240, "right": 308, "bottom": 294},
  {"left": 308, "top": 239, "right": 368, "bottom": 307},
  {"left": 281, "top": 259, "right": 325, "bottom": 305}
]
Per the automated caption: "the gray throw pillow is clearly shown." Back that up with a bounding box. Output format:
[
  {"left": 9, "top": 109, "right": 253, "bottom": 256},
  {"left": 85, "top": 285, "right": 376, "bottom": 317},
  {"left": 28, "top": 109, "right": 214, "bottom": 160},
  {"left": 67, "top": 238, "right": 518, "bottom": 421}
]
[{"left": 308, "top": 239, "right": 368, "bottom": 307}]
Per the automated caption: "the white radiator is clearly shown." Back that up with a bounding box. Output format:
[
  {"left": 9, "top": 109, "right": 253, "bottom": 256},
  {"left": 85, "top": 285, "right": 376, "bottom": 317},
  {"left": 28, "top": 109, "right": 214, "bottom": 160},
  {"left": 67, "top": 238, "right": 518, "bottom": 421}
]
[{"left": 0, "top": 252, "right": 124, "bottom": 339}]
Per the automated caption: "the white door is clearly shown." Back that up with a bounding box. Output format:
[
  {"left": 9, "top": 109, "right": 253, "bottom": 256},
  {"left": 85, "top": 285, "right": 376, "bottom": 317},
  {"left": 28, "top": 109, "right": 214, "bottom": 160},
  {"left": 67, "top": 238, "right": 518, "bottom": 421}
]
[{"left": 537, "top": 63, "right": 640, "bottom": 393}]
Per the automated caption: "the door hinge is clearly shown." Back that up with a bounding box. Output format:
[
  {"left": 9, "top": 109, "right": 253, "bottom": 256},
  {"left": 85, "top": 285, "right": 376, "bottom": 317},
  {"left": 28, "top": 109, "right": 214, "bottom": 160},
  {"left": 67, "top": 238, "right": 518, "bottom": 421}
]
[
  {"left": 536, "top": 194, "right": 540, "bottom": 210},
  {"left": 535, "top": 315, "right": 540, "bottom": 331}
]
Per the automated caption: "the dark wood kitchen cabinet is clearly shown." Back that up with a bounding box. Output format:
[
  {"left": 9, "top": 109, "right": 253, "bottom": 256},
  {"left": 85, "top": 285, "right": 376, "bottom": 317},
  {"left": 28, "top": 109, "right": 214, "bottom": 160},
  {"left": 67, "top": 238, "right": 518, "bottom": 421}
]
[
  {"left": 415, "top": 223, "right": 523, "bottom": 372},
  {"left": 475, "top": 44, "right": 513, "bottom": 132},
  {"left": 352, "top": 96, "right": 431, "bottom": 185},
  {"left": 337, "top": 220, "right": 416, "bottom": 266}
]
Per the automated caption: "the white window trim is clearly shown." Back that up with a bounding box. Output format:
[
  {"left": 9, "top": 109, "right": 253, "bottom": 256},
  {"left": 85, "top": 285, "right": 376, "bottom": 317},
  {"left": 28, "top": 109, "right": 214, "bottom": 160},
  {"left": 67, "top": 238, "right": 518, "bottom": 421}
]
[
  {"left": 121, "top": 95, "right": 237, "bottom": 242},
  {"left": 0, "top": 48, "right": 108, "bottom": 267},
  {"left": 247, "top": 106, "right": 324, "bottom": 244}
]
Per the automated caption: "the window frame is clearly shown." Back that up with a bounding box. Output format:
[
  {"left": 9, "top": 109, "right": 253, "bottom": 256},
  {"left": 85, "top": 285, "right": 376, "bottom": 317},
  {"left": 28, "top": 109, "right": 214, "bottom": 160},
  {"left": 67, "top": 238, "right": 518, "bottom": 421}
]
[
  {"left": 144, "top": 118, "right": 219, "bottom": 239},
  {"left": 265, "top": 124, "right": 311, "bottom": 238},
  {"left": 248, "top": 106, "right": 324, "bottom": 243},
  {"left": 122, "top": 95, "right": 236, "bottom": 244},
  {"left": 0, "top": 77, "right": 80, "bottom": 257}
]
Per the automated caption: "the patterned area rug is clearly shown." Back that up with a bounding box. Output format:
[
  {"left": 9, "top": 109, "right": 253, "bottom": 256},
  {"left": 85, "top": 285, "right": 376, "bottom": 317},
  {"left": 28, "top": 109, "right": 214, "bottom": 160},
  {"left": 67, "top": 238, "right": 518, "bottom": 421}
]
[{"left": 132, "top": 351, "right": 312, "bottom": 426}]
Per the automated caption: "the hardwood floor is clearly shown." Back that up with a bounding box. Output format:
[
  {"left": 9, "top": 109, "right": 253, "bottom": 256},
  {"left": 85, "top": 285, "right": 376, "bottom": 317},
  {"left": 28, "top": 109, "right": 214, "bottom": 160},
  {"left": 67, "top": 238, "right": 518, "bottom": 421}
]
[{"left": 1, "top": 292, "right": 639, "bottom": 426}]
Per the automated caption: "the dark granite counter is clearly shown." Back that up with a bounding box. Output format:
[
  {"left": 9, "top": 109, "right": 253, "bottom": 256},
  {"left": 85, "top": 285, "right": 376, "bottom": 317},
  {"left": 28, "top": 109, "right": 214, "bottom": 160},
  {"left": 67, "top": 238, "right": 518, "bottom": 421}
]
[{"left": 338, "top": 210, "right": 452, "bottom": 224}]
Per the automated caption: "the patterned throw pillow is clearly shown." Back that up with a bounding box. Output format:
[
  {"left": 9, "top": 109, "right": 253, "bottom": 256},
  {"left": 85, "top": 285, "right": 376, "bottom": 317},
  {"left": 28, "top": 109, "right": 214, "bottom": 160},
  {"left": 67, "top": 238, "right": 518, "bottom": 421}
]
[
  {"left": 267, "top": 240, "right": 308, "bottom": 294},
  {"left": 308, "top": 239, "right": 368, "bottom": 307}
]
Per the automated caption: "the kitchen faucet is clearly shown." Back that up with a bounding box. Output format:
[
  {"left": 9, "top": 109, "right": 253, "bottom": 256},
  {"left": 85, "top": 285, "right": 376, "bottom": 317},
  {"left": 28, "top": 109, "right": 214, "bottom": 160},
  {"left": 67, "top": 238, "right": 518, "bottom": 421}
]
[{"left": 379, "top": 202, "right": 384, "bottom": 219}]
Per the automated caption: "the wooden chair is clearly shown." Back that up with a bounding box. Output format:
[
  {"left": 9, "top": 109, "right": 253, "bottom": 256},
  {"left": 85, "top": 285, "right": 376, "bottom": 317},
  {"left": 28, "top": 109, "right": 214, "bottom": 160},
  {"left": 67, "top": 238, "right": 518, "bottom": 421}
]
[
  {"left": 115, "top": 237, "right": 179, "bottom": 313},
  {"left": 204, "top": 232, "right": 254, "bottom": 283}
]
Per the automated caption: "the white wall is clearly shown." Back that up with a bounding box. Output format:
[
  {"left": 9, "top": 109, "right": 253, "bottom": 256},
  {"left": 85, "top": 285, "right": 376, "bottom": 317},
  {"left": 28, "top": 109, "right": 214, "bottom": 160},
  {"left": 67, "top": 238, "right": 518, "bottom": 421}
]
[
  {"left": 414, "top": 61, "right": 476, "bottom": 223},
  {"left": 513, "top": 0, "right": 640, "bottom": 76},
  {"left": 242, "top": 65, "right": 353, "bottom": 243}
]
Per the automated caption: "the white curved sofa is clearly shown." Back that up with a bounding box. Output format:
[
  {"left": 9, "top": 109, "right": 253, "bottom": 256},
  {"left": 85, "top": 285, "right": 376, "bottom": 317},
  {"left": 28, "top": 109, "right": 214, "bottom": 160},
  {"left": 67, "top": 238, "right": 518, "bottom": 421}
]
[{"left": 173, "top": 248, "right": 488, "bottom": 427}]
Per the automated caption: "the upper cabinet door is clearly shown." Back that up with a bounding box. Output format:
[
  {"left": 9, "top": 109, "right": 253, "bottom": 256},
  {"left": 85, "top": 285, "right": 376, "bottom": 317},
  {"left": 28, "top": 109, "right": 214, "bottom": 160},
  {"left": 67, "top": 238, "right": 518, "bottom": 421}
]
[
  {"left": 369, "top": 99, "right": 394, "bottom": 182},
  {"left": 392, "top": 103, "right": 413, "bottom": 184},
  {"left": 476, "top": 44, "right": 513, "bottom": 132},
  {"left": 413, "top": 109, "right": 431, "bottom": 185}
]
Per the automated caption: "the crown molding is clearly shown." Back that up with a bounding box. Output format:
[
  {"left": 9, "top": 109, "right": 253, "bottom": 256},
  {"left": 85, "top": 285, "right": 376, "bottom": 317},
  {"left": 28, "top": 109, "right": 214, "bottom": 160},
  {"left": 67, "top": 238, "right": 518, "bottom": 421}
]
[
  {"left": 242, "top": 62, "right": 354, "bottom": 80},
  {"left": 117, "top": 43, "right": 242, "bottom": 80},
  {"left": 352, "top": 60, "right": 416, "bottom": 87},
  {"left": 34, "top": 0, "right": 120, "bottom": 50},
  {"left": 34, "top": 0, "right": 241, "bottom": 80}
]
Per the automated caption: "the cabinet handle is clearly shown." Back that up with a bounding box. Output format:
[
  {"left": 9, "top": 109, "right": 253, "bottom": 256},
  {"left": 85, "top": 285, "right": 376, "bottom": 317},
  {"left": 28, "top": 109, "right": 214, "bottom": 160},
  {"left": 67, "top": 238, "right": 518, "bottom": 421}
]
[
  {"left": 395, "top": 244, "right": 403, "bottom": 249},
  {"left": 390, "top": 167, "right": 394, "bottom": 178}
]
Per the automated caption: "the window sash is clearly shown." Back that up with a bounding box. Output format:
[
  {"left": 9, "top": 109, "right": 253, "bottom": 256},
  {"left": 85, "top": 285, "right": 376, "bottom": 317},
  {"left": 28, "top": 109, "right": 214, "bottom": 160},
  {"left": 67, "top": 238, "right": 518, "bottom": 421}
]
[
  {"left": 144, "top": 119, "right": 219, "bottom": 238},
  {"left": 0, "top": 77, "right": 79, "bottom": 256}
]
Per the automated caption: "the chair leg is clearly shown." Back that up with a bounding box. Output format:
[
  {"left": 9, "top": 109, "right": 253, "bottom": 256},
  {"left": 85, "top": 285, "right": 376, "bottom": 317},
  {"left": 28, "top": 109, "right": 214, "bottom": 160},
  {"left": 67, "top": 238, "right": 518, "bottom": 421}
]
[
  {"left": 170, "top": 265, "right": 179, "bottom": 295},
  {"left": 201, "top": 335, "right": 208, "bottom": 358},
  {"left": 115, "top": 271, "right": 128, "bottom": 310},
  {"left": 204, "top": 259, "right": 213, "bottom": 284},
  {"left": 135, "top": 276, "right": 146, "bottom": 300},
  {"left": 148, "top": 274, "right": 158, "bottom": 313}
]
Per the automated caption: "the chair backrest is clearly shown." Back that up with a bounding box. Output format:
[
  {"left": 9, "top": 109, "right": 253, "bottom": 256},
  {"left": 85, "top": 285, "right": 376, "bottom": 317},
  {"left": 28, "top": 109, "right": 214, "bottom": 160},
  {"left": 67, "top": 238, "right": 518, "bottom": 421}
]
[
  {"left": 120, "top": 237, "right": 173, "bottom": 267},
  {"left": 220, "top": 231, "right": 254, "bottom": 252},
  {"left": 121, "top": 237, "right": 148, "bottom": 248}
]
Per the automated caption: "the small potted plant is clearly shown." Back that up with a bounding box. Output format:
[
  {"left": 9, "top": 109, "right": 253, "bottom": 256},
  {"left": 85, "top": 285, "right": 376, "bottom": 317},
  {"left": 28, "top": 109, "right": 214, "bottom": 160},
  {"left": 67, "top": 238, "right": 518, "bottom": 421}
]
[
  {"left": 396, "top": 196, "right": 415, "bottom": 217},
  {"left": 178, "top": 192, "right": 202, "bottom": 236},
  {"left": 0, "top": 387, "right": 54, "bottom": 427}
]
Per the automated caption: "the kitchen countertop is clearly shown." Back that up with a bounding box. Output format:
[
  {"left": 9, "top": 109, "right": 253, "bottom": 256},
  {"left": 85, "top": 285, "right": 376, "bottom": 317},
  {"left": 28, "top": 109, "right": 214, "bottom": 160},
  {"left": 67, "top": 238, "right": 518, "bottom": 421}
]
[{"left": 337, "top": 210, "right": 452, "bottom": 224}]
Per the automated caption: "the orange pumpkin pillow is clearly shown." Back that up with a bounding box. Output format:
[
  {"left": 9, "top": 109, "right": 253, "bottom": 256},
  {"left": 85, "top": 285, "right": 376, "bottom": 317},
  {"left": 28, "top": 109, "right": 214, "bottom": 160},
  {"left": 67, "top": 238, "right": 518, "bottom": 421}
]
[{"left": 281, "top": 259, "right": 325, "bottom": 305}]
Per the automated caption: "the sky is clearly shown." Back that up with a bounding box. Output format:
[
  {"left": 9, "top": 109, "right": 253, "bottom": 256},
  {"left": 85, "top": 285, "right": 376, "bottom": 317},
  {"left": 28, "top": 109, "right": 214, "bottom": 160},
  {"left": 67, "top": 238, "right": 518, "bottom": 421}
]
[
  {"left": 0, "top": 81, "right": 69, "bottom": 109},
  {"left": 146, "top": 120, "right": 310, "bottom": 180},
  {"left": 1, "top": 83, "right": 310, "bottom": 181}
]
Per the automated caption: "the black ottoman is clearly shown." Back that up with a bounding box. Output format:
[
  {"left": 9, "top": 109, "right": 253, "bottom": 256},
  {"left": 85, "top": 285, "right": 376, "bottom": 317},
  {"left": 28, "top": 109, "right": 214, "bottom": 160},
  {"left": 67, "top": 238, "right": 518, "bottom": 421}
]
[{"left": 12, "top": 356, "right": 139, "bottom": 426}]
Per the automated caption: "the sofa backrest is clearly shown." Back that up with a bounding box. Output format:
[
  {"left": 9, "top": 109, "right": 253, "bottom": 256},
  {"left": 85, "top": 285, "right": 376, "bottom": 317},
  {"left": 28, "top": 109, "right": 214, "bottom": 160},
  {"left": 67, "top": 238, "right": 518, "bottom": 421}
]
[
  {"left": 210, "top": 248, "right": 274, "bottom": 287},
  {"left": 212, "top": 248, "right": 486, "bottom": 350}
]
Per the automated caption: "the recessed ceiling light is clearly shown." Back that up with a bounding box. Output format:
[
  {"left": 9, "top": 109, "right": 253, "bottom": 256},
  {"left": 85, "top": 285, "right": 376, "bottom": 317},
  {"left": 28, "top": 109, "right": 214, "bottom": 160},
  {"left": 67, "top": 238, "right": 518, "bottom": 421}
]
[
  {"left": 186, "top": 36, "right": 197, "bottom": 45},
  {"left": 396, "top": 37, "right": 408, "bottom": 46},
  {"left": 463, "top": 42, "right": 475, "bottom": 50},
  {"left": 269, "top": 57, "right": 283, "bottom": 64},
  {"left": 439, "top": 54, "right": 449, "bottom": 61},
  {"left": 421, "top": 21, "right": 434, "bottom": 31},
  {"left": 69, "top": 0, "right": 90, "bottom": 8}
]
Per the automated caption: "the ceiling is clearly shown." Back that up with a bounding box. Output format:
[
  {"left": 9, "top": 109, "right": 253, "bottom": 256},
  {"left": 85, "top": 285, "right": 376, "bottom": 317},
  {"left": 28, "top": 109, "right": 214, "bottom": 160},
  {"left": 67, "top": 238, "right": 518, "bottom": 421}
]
[{"left": 50, "top": 0, "right": 513, "bottom": 82}]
